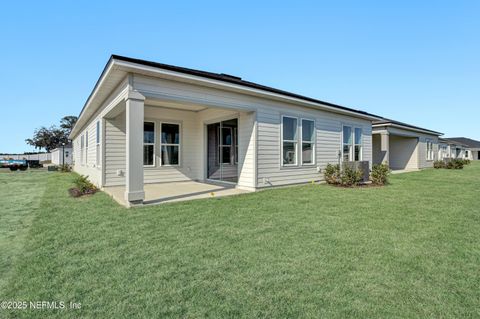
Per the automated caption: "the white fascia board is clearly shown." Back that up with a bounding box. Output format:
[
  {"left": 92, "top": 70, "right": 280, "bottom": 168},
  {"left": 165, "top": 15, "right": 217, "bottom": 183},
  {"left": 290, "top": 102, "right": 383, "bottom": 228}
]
[
  {"left": 114, "top": 60, "right": 382, "bottom": 122},
  {"left": 69, "top": 60, "right": 116, "bottom": 139},
  {"left": 372, "top": 123, "right": 443, "bottom": 137}
]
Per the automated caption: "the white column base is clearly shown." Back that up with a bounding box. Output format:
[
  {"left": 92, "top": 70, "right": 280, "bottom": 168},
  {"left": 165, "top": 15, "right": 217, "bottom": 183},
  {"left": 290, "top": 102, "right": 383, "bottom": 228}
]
[{"left": 124, "top": 190, "right": 145, "bottom": 203}]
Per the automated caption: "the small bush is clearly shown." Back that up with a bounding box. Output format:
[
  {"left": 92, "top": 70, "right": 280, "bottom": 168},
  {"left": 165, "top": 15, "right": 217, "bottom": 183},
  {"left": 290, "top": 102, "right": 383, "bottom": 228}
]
[
  {"left": 324, "top": 164, "right": 341, "bottom": 185},
  {"left": 324, "top": 163, "right": 363, "bottom": 187},
  {"left": 433, "top": 160, "right": 445, "bottom": 169},
  {"left": 70, "top": 175, "right": 98, "bottom": 197},
  {"left": 452, "top": 159, "right": 464, "bottom": 169},
  {"left": 371, "top": 163, "right": 390, "bottom": 185},
  {"left": 341, "top": 165, "right": 363, "bottom": 186},
  {"left": 463, "top": 159, "right": 471, "bottom": 165},
  {"left": 59, "top": 164, "right": 72, "bottom": 172},
  {"left": 68, "top": 187, "right": 83, "bottom": 198},
  {"left": 446, "top": 161, "right": 455, "bottom": 169}
]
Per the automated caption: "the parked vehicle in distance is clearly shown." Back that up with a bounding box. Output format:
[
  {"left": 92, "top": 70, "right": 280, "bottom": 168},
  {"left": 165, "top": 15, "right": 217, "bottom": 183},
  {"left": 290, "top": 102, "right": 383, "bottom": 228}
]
[{"left": 0, "top": 159, "right": 28, "bottom": 171}]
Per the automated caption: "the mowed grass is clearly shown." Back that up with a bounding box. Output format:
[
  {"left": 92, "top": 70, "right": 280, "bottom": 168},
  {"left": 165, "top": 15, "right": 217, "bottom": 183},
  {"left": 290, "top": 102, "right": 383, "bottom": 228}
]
[{"left": 1, "top": 164, "right": 480, "bottom": 318}]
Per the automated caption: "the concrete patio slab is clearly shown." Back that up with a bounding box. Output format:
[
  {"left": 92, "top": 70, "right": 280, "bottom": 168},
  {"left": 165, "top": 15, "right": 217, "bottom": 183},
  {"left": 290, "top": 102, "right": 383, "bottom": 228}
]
[{"left": 104, "top": 180, "right": 250, "bottom": 207}]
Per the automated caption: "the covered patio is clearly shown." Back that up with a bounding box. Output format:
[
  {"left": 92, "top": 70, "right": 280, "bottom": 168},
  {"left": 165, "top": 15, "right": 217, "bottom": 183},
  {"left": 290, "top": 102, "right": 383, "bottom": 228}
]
[{"left": 104, "top": 180, "right": 248, "bottom": 206}]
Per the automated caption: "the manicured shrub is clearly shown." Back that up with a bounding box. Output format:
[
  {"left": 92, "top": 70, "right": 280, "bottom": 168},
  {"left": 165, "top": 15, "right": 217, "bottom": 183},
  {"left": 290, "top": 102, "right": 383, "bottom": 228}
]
[
  {"left": 446, "top": 161, "right": 455, "bottom": 169},
  {"left": 59, "top": 164, "right": 72, "bottom": 172},
  {"left": 463, "top": 159, "right": 471, "bottom": 165},
  {"left": 68, "top": 187, "right": 83, "bottom": 198},
  {"left": 69, "top": 175, "right": 98, "bottom": 197},
  {"left": 452, "top": 159, "right": 464, "bottom": 169},
  {"left": 340, "top": 165, "right": 363, "bottom": 186},
  {"left": 433, "top": 160, "right": 445, "bottom": 169},
  {"left": 324, "top": 164, "right": 341, "bottom": 185},
  {"left": 324, "top": 163, "right": 363, "bottom": 187},
  {"left": 371, "top": 163, "right": 390, "bottom": 185}
]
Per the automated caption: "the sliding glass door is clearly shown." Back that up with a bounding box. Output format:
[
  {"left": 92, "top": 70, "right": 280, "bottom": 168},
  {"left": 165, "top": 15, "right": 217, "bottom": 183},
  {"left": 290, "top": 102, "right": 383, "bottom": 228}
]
[{"left": 207, "top": 119, "right": 238, "bottom": 183}]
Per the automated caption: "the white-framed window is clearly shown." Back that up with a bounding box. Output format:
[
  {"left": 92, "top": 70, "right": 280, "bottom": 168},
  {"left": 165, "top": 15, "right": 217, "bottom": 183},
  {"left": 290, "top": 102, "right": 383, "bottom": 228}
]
[
  {"left": 342, "top": 126, "right": 353, "bottom": 161},
  {"left": 143, "top": 122, "right": 155, "bottom": 166},
  {"left": 80, "top": 135, "right": 84, "bottom": 165},
  {"left": 426, "top": 139, "right": 434, "bottom": 161},
  {"left": 281, "top": 116, "right": 298, "bottom": 166},
  {"left": 354, "top": 127, "right": 362, "bottom": 161},
  {"left": 85, "top": 131, "right": 88, "bottom": 165},
  {"left": 161, "top": 123, "right": 180, "bottom": 166},
  {"left": 342, "top": 125, "right": 362, "bottom": 162},
  {"left": 301, "top": 119, "right": 315, "bottom": 165},
  {"left": 96, "top": 121, "right": 101, "bottom": 167}
]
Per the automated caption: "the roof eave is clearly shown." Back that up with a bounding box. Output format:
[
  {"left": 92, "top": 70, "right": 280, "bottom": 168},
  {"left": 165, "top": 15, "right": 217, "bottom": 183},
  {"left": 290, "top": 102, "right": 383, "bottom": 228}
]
[{"left": 373, "top": 122, "right": 443, "bottom": 136}]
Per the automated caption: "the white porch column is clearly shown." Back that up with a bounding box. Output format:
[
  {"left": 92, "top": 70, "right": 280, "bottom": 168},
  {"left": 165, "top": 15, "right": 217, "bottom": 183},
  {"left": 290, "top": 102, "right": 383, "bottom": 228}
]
[
  {"left": 124, "top": 91, "right": 145, "bottom": 204},
  {"left": 380, "top": 131, "right": 390, "bottom": 165}
]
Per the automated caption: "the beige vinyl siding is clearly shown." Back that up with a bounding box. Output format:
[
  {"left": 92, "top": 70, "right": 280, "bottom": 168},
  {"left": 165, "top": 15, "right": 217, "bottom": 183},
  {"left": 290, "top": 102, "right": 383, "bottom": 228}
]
[
  {"left": 72, "top": 118, "right": 103, "bottom": 186},
  {"left": 417, "top": 135, "right": 438, "bottom": 168},
  {"left": 72, "top": 78, "right": 130, "bottom": 187},
  {"left": 104, "top": 111, "right": 126, "bottom": 186},
  {"left": 256, "top": 104, "right": 372, "bottom": 187},
  {"left": 388, "top": 135, "right": 418, "bottom": 170},
  {"left": 237, "top": 111, "right": 256, "bottom": 189}
]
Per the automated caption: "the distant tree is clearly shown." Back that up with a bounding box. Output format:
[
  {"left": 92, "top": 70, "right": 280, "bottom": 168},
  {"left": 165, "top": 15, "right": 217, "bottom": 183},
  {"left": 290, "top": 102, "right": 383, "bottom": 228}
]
[
  {"left": 59, "top": 115, "right": 78, "bottom": 133},
  {"left": 25, "top": 115, "right": 78, "bottom": 152}
]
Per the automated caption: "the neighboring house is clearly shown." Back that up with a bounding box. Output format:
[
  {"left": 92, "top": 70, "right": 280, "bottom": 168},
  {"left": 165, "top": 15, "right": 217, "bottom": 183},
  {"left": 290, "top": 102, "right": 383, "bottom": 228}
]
[
  {"left": 51, "top": 144, "right": 73, "bottom": 165},
  {"left": 437, "top": 139, "right": 450, "bottom": 160},
  {"left": 69, "top": 55, "right": 382, "bottom": 205},
  {"left": 372, "top": 119, "right": 442, "bottom": 170},
  {"left": 0, "top": 153, "right": 51, "bottom": 162},
  {"left": 443, "top": 137, "right": 480, "bottom": 160}
]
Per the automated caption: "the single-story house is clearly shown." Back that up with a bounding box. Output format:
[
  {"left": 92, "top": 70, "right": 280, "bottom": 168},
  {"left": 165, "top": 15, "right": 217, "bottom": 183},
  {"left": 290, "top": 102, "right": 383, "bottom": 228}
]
[
  {"left": 69, "top": 55, "right": 382, "bottom": 205},
  {"left": 51, "top": 144, "right": 73, "bottom": 165},
  {"left": 443, "top": 137, "right": 480, "bottom": 160},
  {"left": 372, "top": 119, "right": 443, "bottom": 171}
]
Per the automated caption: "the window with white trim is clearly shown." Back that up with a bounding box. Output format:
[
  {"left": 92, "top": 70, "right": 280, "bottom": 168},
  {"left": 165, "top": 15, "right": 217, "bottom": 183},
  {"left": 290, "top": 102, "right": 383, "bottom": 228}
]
[
  {"left": 426, "top": 139, "right": 434, "bottom": 161},
  {"left": 301, "top": 119, "right": 315, "bottom": 164},
  {"left": 85, "top": 131, "right": 88, "bottom": 165},
  {"left": 342, "top": 126, "right": 362, "bottom": 161},
  {"left": 80, "top": 135, "right": 84, "bottom": 165},
  {"left": 96, "top": 121, "right": 101, "bottom": 167},
  {"left": 354, "top": 128, "right": 362, "bottom": 161},
  {"left": 161, "top": 123, "right": 180, "bottom": 166},
  {"left": 282, "top": 116, "right": 298, "bottom": 166},
  {"left": 342, "top": 126, "right": 353, "bottom": 161},
  {"left": 143, "top": 122, "right": 155, "bottom": 166}
]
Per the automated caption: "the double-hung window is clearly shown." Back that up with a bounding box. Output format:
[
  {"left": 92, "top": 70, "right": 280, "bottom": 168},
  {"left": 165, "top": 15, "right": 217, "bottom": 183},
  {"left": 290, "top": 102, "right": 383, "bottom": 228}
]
[
  {"left": 85, "top": 131, "right": 88, "bottom": 165},
  {"left": 354, "top": 128, "right": 362, "bottom": 161},
  {"left": 143, "top": 122, "right": 155, "bottom": 166},
  {"left": 301, "top": 119, "right": 315, "bottom": 165},
  {"left": 96, "top": 121, "right": 101, "bottom": 167},
  {"left": 161, "top": 123, "right": 180, "bottom": 166},
  {"left": 80, "top": 135, "right": 84, "bottom": 165},
  {"left": 343, "top": 126, "right": 362, "bottom": 161},
  {"left": 426, "top": 139, "right": 434, "bottom": 161},
  {"left": 282, "top": 116, "right": 298, "bottom": 166},
  {"left": 342, "top": 126, "right": 353, "bottom": 161}
]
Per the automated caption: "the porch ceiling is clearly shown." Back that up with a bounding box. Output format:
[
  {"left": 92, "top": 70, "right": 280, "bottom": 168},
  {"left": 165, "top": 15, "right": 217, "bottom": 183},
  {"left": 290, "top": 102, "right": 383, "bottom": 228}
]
[{"left": 144, "top": 97, "right": 207, "bottom": 112}]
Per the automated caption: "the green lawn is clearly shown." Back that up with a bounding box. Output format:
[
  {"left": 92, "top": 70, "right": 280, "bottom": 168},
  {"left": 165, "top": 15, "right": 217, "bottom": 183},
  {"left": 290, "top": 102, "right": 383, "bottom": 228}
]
[{"left": 0, "top": 164, "right": 479, "bottom": 318}]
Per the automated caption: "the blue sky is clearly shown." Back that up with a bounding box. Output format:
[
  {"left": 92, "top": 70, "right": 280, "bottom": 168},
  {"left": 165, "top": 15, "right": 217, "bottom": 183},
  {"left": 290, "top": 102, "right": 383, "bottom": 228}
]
[{"left": 0, "top": 1, "right": 478, "bottom": 153}]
